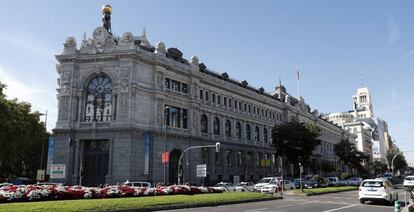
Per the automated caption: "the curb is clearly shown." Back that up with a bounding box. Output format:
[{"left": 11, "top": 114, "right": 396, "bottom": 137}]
[
  {"left": 294, "top": 188, "right": 359, "bottom": 196},
  {"left": 114, "top": 196, "right": 283, "bottom": 212}
]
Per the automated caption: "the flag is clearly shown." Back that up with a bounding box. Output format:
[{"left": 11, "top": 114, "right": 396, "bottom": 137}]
[{"left": 296, "top": 65, "right": 300, "bottom": 80}]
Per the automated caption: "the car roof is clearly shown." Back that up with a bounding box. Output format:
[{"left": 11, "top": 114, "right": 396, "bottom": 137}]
[{"left": 362, "top": 178, "right": 387, "bottom": 182}]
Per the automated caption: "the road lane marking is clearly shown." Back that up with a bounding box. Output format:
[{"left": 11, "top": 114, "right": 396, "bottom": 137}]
[{"left": 321, "top": 204, "right": 357, "bottom": 212}]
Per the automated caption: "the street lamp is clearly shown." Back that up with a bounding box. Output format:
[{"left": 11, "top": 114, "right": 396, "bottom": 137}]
[
  {"left": 164, "top": 106, "right": 169, "bottom": 185},
  {"left": 38, "top": 110, "right": 48, "bottom": 170}
]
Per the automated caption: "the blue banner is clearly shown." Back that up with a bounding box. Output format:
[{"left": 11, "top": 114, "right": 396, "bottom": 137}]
[
  {"left": 144, "top": 134, "right": 152, "bottom": 175},
  {"left": 46, "top": 137, "right": 55, "bottom": 175}
]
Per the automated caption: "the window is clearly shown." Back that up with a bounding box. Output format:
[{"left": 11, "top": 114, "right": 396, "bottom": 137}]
[
  {"left": 225, "top": 120, "right": 231, "bottom": 137},
  {"left": 253, "top": 106, "right": 256, "bottom": 114},
  {"left": 199, "top": 90, "right": 203, "bottom": 100},
  {"left": 201, "top": 114, "right": 208, "bottom": 133},
  {"left": 244, "top": 103, "right": 247, "bottom": 111},
  {"left": 85, "top": 75, "right": 112, "bottom": 122},
  {"left": 237, "top": 151, "right": 242, "bottom": 167},
  {"left": 165, "top": 78, "right": 188, "bottom": 94},
  {"left": 239, "top": 102, "right": 242, "bottom": 110},
  {"left": 264, "top": 128, "right": 268, "bottom": 143},
  {"left": 165, "top": 105, "right": 187, "bottom": 129},
  {"left": 256, "top": 153, "right": 260, "bottom": 167},
  {"left": 255, "top": 126, "right": 260, "bottom": 142},
  {"left": 229, "top": 98, "right": 232, "bottom": 107},
  {"left": 261, "top": 109, "right": 264, "bottom": 116},
  {"left": 226, "top": 150, "right": 232, "bottom": 167},
  {"left": 234, "top": 100, "right": 237, "bottom": 109},
  {"left": 248, "top": 105, "right": 251, "bottom": 113},
  {"left": 224, "top": 97, "right": 227, "bottom": 106},
  {"left": 213, "top": 117, "right": 220, "bottom": 135},
  {"left": 246, "top": 124, "right": 251, "bottom": 140},
  {"left": 215, "top": 151, "right": 221, "bottom": 167},
  {"left": 212, "top": 93, "right": 216, "bottom": 103},
  {"left": 217, "top": 95, "right": 221, "bottom": 104},
  {"left": 205, "top": 91, "right": 209, "bottom": 101},
  {"left": 236, "top": 122, "right": 242, "bottom": 139}
]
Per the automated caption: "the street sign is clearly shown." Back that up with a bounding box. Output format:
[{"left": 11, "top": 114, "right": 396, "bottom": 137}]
[
  {"left": 36, "top": 169, "right": 45, "bottom": 181},
  {"left": 50, "top": 164, "right": 66, "bottom": 179},
  {"left": 196, "top": 164, "right": 207, "bottom": 177}
]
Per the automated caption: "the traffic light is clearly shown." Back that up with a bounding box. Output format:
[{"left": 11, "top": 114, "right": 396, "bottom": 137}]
[{"left": 215, "top": 142, "right": 221, "bottom": 152}]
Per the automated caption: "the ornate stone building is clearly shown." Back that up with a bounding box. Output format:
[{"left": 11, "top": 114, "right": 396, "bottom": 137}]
[{"left": 52, "top": 7, "right": 346, "bottom": 186}]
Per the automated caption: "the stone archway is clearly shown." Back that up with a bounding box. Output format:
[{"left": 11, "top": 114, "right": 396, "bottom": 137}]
[{"left": 168, "top": 149, "right": 181, "bottom": 185}]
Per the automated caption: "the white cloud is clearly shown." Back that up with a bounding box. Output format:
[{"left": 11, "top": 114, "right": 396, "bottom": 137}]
[
  {"left": 0, "top": 34, "right": 56, "bottom": 62},
  {"left": 0, "top": 66, "right": 57, "bottom": 131},
  {"left": 388, "top": 14, "right": 401, "bottom": 44}
]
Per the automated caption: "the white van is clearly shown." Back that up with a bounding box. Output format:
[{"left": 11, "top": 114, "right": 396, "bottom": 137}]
[{"left": 327, "top": 177, "right": 339, "bottom": 186}]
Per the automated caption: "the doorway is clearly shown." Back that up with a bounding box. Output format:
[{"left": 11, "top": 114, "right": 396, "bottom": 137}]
[
  {"left": 82, "top": 140, "right": 109, "bottom": 186},
  {"left": 168, "top": 149, "right": 181, "bottom": 185}
]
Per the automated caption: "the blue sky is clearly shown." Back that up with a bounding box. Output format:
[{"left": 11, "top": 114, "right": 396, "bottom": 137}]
[{"left": 0, "top": 0, "right": 413, "bottom": 163}]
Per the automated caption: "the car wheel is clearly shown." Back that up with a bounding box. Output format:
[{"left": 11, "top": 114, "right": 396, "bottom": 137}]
[
  {"left": 290, "top": 187, "right": 294, "bottom": 190},
  {"left": 241, "top": 189, "right": 245, "bottom": 192},
  {"left": 360, "top": 199, "right": 365, "bottom": 204}
]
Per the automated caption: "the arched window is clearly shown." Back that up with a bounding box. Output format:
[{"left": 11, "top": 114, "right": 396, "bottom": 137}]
[
  {"left": 236, "top": 122, "right": 241, "bottom": 139},
  {"left": 213, "top": 117, "right": 220, "bottom": 135},
  {"left": 255, "top": 126, "right": 260, "bottom": 142},
  {"left": 264, "top": 128, "right": 268, "bottom": 143},
  {"left": 201, "top": 114, "right": 208, "bottom": 133},
  {"left": 85, "top": 76, "right": 112, "bottom": 122},
  {"left": 246, "top": 124, "right": 251, "bottom": 140},
  {"left": 225, "top": 120, "right": 231, "bottom": 137}
]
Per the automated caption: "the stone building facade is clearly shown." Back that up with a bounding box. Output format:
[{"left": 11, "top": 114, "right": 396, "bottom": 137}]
[{"left": 52, "top": 20, "right": 346, "bottom": 186}]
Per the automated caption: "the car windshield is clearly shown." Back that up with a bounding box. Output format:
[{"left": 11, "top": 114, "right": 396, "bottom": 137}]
[
  {"left": 215, "top": 183, "right": 225, "bottom": 187},
  {"left": 362, "top": 181, "right": 383, "bottom": 187},
  {"left": 257, "top": 179, "right": 272, "bottom": 184},
  {"left": 237, "top": 183, "right": 247, "bottom": 186},
  {"left": 405, "top": 177, "right": 414, "bottom": 181}
]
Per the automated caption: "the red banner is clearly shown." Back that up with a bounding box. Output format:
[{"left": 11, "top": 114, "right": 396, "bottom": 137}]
[{"left": 162, "top": 152, "right": 169, "bottom": 163}]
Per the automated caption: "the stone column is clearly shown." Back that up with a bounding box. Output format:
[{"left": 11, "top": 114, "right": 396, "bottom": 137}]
[
  {"left": 105, "top": 139, "right": 114, "bottom": 184},
  {"left": 71, "top": 139, "right": 81, "bottom": 185}
]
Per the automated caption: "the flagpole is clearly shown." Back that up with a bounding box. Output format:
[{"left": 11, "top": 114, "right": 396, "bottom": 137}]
[{"left": 296, "top": 65, "right": 300, "bottom": 98}]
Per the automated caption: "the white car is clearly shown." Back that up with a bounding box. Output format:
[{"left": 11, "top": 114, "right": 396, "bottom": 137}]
[
  {"left": 404, "top": 176, "right": 414, "bottom": 188},
  {"left": 281, "top": 180, "right": 295, "bottom": 190},
  {"left": 359, "top": 178, "right": 398, "bottom": 204},
  {"left": 235, "top": 182, "right": 255, "bottom": 192},
  {"left": 254, "top": 177, "right": 279, "bottom": 192},
  {"left": 261, "top": 179, "right": 281, "bottom": 194},
  {"left": 123, "top": 181, "right": 151, "bottom": 188},
  {"left": 212, "top": 182, "right": 236, "bottom": 192}
]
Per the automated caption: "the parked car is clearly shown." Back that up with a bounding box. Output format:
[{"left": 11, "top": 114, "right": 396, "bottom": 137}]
[
  {"left": 359, "top": 178, "right": 398, "bottom": 205},
  {"left": 254, "top": 177, "right": 279, "bottom": 192},
  {"left": 347, "top": 177, "right": 363, "bottom": 186},
  {"left": 326, "top": 177, "right": 339, "bottom": 186},
  {"left": 281, "top": 180, "right": 295, "bottom": 190},
  {"left": 404, "top": 176, "right": 414, "bottom": 188},
  {"left": 293, "top": 178, "right": 304, "bottom": 188},
  {"left": 212, "top": 182, "right": 236, "bottom": 191},
  {"left": 304, "top": 180, "right": 321, "bottom": 188},
  {"left": 260, "top": 179, "right": 281, "bottom": 194},
  {"left": 382, "top": 173, "right": 393, "bottom": 182},
  {"left": 123, "top": 181, "right": 151, "bottom": 188},
  {"left": 235, "top": 182, "right": 255, "bottom": 192},
  {"left": 36, "top": 182, "right": 64, "bottom": 186}
]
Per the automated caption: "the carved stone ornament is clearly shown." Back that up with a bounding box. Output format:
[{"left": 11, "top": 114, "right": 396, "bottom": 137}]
[
  {"left": 155, "top": 42, "right": 166, "bottom": 54},
  {"left": 89, "top": 26, "right": 117, "bottom": 54},
  {"left": 190, "top": 55, "right": 199, "bottom": 65},
  {"left": 64, "top": 36, "right": 77, "bottom": 48},
  {"left": 120, "top": 32, "right": 134, "bottom": 43}
]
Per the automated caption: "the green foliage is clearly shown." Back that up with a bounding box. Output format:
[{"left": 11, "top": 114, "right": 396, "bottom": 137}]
[
  {"left": 320, "top": 161, "right": 336, "bottom": 174},
  {"left": 271, "top": 120, "right": 321, "bottom": 168},
  {"left": 0, "top": 81, "right": 47, "bottom": 181},
  {"left": 341, "top": 173, "right": 350, "bottom": 180},
  {"left": 313, "top": 175, "right": 322, "bottom": 183},
  {"left": 334, "top": 139, "right": 371, "bottom": 175},
  {"left": 386, "top": 151, "right": 408, "bottom": 173}
]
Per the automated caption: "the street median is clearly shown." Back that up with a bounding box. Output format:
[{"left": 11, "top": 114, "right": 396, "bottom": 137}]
[
  {"left": 0, "top": 192, "right": 281, "bottom": 212},
  {"left": 293, "top": 186, "right": 359, "bottom": 196}
]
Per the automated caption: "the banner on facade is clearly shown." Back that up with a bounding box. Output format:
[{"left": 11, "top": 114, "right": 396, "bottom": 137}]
[
  {"left": 162, "top": 152, "right": 169, "bottom": 163},
  {"left": 46, "top": 137, "right": 55, "bottom": 175},
  {"left": 50, "top": 164, "right": 66, "bottom": 179},
  {"left": 144, "top": 134, "right": 152, "bottom": 175}
]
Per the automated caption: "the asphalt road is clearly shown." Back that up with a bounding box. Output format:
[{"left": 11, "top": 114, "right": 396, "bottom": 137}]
[{"left": 161, "top": 189, "right": 410, "bottom": 212}]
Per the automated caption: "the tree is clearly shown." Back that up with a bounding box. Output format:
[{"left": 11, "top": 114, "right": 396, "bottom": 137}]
[
  {"left": 334, "top": 139, "right": 371, "bottom": 176},
  {"left": 386, "top": 151, "right": 407, "bottom": 174},
  {"left": 320, "top": 161, "right": 336, "bottom": 174},
  {"left": 0, "top": 82, "right": 47, "bottom": 181},
  {"left": 272, "top": 120, "right": 321, "bottom": 173}
]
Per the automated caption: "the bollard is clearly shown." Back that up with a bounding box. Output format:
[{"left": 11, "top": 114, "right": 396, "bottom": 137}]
[{"left": 395, "top": 201, "right": 401, "bottom": 212}]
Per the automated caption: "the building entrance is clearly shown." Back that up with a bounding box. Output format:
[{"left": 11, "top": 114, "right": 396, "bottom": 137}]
[
  {"left": 168, "top": 149, "right": 181, "bottom": 185},
  {"left": 82, "top": 140, "right": 109, "bottom": 186}
]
